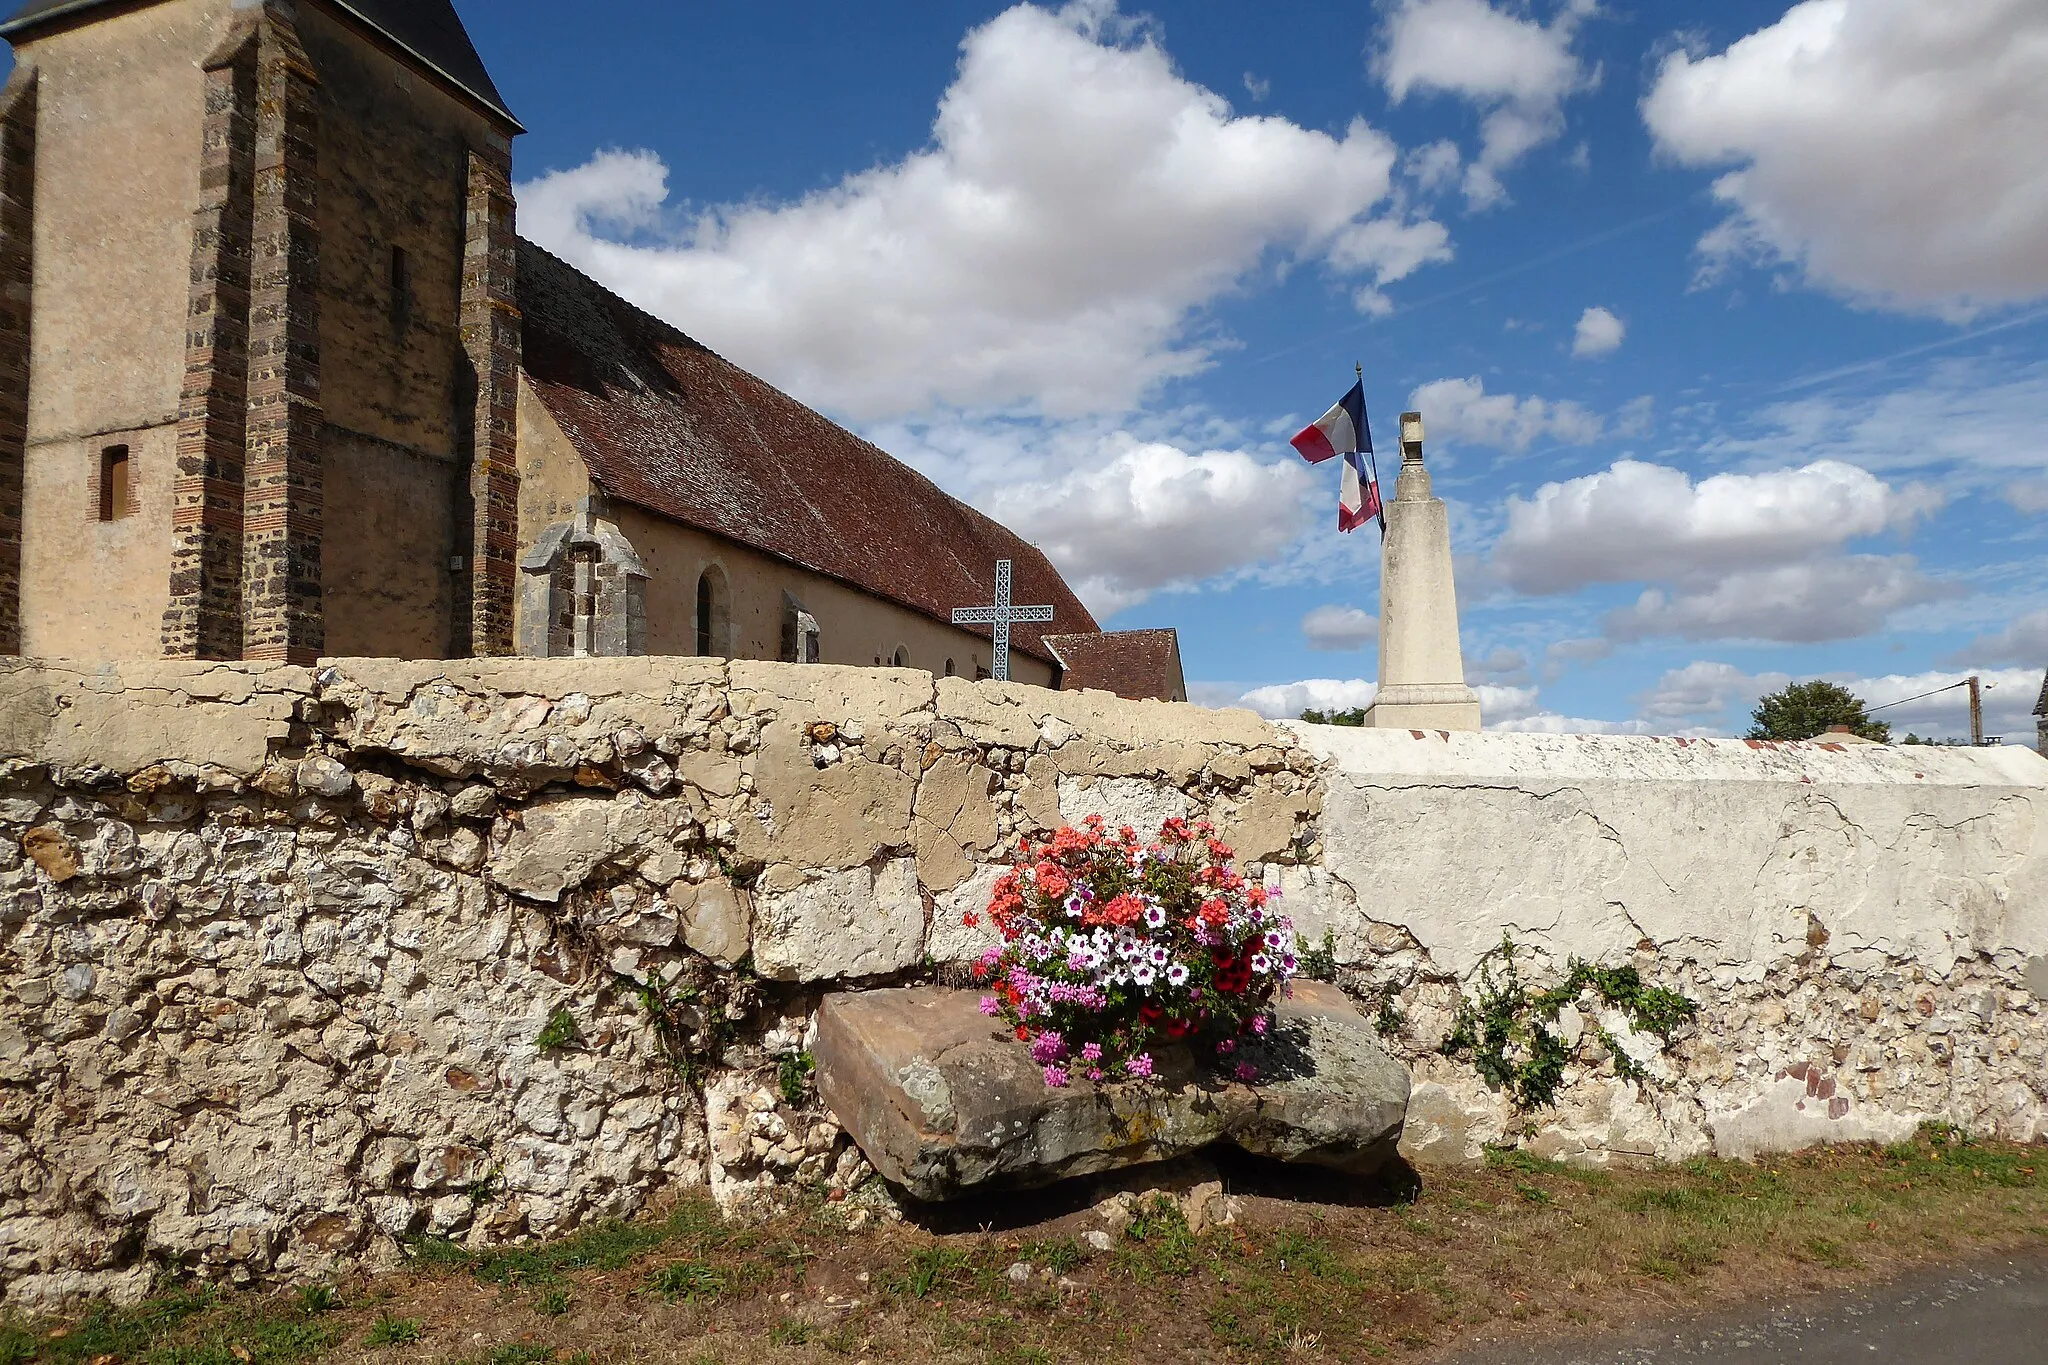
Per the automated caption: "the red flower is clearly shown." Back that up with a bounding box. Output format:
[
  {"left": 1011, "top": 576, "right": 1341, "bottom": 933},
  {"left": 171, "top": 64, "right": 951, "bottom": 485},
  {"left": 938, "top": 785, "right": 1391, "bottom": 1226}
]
[
  {"left": 1140, "top": 1003, "right": 1164, "bottom": 1024},
  {"left": 962, "top": 911, "right": 980, "bottom": 928},
  {"left": 1166, "top": 1019, "right": 1191, "bottom": 1040},
  {"left": 1015, "top": 1025, "right": 1032, "bottom": 1042},
  {"left": 1104, "top": 894, "right": 1146, "bottom": 927}
]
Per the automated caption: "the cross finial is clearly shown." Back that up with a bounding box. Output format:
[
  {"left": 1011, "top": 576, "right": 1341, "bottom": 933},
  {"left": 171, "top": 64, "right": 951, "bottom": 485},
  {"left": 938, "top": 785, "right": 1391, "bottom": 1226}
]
[{"left": 951, "top": 559, "right": 1055, "bottom": 682}]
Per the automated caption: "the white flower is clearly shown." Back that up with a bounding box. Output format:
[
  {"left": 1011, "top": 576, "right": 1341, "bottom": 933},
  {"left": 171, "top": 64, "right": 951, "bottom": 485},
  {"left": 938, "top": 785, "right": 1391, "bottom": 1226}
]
[
  {"left": 1148, "top": 945, "right": 1170, "bottom": 968},
  {"left": 1145, "top": 905, "right": 1168, "bottom": 929},
  {"left": 1251, "top": 953, "right": 1272, "bottom": 974},
  {"left": 1132, "top": 964, "right": 1157, "bottom": 987},
  {"left": 1166, "top": 964, "right": 1190, "bottom": 987}
]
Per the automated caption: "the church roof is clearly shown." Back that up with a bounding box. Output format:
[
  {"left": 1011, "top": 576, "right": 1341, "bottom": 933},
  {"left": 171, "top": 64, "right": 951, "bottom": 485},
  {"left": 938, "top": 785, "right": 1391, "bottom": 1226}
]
[
  {"left": 517, "top": 241, "right": 1099, "bottom": 667},
  {"left": 2035, "top": 669, "right": 2048, "bottom": 717},
  {"left": 1045, "top": 630, "right": 1188, "bottom": 703},
  {"left": 2, "top": 0, "right": 519, "bottom": 129}
]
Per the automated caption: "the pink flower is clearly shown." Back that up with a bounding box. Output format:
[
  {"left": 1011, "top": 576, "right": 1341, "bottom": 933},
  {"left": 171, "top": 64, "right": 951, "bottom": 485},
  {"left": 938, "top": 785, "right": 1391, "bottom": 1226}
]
[
  {"left": 1125, "top": 1053, "right": 1155, "bottom": 1080},
  {"left": 1081, "top": 1042, "right": 1103, "bottom": 1063},
  {"left": 1234, "top": 1063, "right": 1260, "bottom": 1084},
  {"left": 1250, "top": 1015, "right": 1269, "bottom": 1036},
  {"left": 1087, "top": 1068, "right": 1105, "bottom": 1083},
  {"left": 1216, "top": 1038, "right": 1236, "bottom": 1056},
  {"left": 1044, "top": 1065, "right": 1070, "bottom": 1089},
  {"left": 978, "top": 996, "right": 1000, "bottom": 1017}
]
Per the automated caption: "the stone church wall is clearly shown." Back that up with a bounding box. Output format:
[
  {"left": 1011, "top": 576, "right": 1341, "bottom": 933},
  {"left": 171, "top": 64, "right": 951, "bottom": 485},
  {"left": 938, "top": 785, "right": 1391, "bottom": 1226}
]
[{"left": 1, "top": 656, "right": 2043, "bottom": 1308}]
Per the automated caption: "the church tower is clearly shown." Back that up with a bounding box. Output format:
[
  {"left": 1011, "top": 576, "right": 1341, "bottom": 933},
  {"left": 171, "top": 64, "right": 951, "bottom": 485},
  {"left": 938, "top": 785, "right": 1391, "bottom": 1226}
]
[{"left": 0, "top": 0, "right": 522, "bottom": 663}]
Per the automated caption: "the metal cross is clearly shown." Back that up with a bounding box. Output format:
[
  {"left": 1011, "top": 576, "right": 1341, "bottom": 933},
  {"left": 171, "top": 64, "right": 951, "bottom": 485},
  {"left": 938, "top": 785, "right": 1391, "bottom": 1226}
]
[{"left": 952, "top": 559, "right": 1054, "bottom": 682}]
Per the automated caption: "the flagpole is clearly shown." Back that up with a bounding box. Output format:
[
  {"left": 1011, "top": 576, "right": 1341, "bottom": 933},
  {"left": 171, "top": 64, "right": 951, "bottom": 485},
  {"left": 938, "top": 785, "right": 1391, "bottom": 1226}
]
[{"left": 1358, "top": 363, "right": 1387, "bottom": 537}]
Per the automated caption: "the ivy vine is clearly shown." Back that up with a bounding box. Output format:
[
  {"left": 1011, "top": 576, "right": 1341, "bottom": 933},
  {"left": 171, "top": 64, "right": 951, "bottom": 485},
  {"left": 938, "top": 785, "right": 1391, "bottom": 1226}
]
[{"left": 1441, "top": 935, "right": 1698, "bottom": 1109}]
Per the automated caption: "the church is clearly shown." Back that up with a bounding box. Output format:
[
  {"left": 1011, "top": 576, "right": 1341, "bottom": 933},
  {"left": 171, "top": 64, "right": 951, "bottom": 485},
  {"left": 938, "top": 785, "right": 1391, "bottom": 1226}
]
[{"left": 0, "top": 0, "right": 1186, "bottom": 701}]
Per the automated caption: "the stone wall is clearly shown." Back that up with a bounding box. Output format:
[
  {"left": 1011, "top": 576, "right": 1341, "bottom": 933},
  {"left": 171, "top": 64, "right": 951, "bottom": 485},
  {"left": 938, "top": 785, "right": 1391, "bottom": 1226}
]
[{"left": 1, "top": 656, "right": 2044, "bottom": 1309}]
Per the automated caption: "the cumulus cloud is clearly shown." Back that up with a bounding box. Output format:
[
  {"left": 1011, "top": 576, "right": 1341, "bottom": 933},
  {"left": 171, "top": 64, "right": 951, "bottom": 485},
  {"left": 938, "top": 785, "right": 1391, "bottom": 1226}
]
[
  {"left": 1572, "top": 306, "right": 1625, "bottom": 358},
  {"left": 1632, "top": 661, "right": 2040, "bottom": 742},
  {"left": 521, "top": 2, "right": 1447, "bottom": 421},
  {"left": 1605, "top": 555, "right": 1951, "bottom": 644},
  {"left": 1302, "top": 605, "right": 1379, "bottom": 651},
  {"left": 1955, "top": 608, "right": 2048, "bottom": 669},
  {"left": 1635, "top": 661, "right": 1788, "bottom": 726},
  {"left": 1642, "top": 0, "right": 2048, "bottom": 316},
  {"left": 1232, "top": 678, "right": 1378, "bottom": 719},
  {"left": 1489, "top": 712, "right": 1662, "bottom": 736},
  {"left": 1378, "top": 0, "right": 1598, "bottom": 208},
  {"left": 1409, "top": 376, "right": 1604, "bottom": 452},
  {"left": 1493, "top": 459, "right": 1937, "bottom": 595},
  {"left": 1222, "top": 678, "right": 1540, "bottom": 724},
  {"left": 2002, "top": 480, "right": 2048, "bottom": 514},
  {"left": 980, "top": 437, "right": 1314, "bottom": 617},
  {"left": 1859, "top": 668, "right": 2045, "bottom": 743},
  {"left": 1467, "top": 645, "right": 1532, "bottom": 686}
]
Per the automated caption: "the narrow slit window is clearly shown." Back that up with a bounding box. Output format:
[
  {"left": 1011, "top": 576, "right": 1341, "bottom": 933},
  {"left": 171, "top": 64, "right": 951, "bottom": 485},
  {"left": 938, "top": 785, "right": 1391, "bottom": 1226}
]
[
  {"left": 98, "top": 445, "right": 131, "bottom": 521},
  {"left": 696, "top": 572, "right": 714, "bottom": 657},
  {"left": 390, "top": 246, "right": 412, "bottom": 332}
]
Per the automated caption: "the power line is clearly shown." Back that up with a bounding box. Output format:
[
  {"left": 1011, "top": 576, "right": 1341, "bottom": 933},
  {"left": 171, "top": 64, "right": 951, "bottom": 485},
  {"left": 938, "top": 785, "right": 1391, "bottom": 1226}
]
[{"left": 1866, "top": 680, "right": 1971, "bottom": 714}]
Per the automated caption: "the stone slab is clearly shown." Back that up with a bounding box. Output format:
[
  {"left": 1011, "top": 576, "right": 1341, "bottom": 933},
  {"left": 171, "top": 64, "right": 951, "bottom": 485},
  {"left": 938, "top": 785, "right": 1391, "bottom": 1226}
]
[{"left": 813, "top": 983, "right": 1410, "bottom": 1202}]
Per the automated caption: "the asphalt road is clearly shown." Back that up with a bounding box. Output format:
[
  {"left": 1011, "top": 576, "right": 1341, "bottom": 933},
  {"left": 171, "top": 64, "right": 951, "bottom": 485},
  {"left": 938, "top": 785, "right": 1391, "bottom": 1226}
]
[{"left": 1445, "top": 1253, "right": 2048, "bottom": 1363}]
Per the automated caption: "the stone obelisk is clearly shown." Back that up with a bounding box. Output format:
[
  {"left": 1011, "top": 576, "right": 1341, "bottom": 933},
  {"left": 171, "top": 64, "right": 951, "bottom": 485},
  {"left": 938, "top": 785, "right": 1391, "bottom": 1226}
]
[{"left": 1364, "top": 412, "right": 1482, "bottom": 731}]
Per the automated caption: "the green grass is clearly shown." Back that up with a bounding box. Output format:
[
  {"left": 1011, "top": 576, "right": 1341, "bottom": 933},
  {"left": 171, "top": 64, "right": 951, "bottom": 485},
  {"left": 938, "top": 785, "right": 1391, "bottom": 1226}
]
[
  {"left": 889, "top": 1246, "right": 973, "bottom": 1300},
  {"left": 364, "top": 1314, "right": 423, "bottom": 1347},
  {"left": 408, "top": 1203, "right": 720, "bottom": 1287},
  {"left": 531, "top": 1287, "right": 572, "bottom": 1318},
  {"left": 644, "top": 1260, "right": 725, "bottom": 1304}
]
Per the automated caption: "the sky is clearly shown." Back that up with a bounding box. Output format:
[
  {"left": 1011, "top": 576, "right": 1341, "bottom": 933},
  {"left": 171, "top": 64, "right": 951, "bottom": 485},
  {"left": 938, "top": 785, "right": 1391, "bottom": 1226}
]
[{"left": 465, "top": 0, "right": 2047, "bottom": 746}]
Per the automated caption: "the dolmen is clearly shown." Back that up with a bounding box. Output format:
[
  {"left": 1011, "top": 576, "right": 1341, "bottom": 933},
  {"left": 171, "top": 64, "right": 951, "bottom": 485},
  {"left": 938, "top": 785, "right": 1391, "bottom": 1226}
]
[{"left": 814, "top": 982, "right": 1410, "bottom": 1202}]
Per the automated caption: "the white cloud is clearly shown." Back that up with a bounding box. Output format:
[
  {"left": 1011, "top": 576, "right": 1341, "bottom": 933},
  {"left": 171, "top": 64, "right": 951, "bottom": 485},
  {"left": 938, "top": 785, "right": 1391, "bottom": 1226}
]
[
  {"left": 1635, "top": 661, "right": 1788, "bottom": 726},
  {"left": 2004, "top": 480, "right": 2048, "bottom": 514},
  {"left": 1232, "top": 678, "right": 1378, "bottom": 719},
  {"left": 1378, "top": 0, "right": 1598, "bottom": 208},
  {"left": 1493, "top": 459, "right": 1937, "bottom": 595},
  {"left": 1243, "top": 72, "right": 1271, "bottom": 102},
  {"left": 980, "top": 436, "right": 1314, "bottom": 617},
  {"left": 1467, "top": 645, "right": 1532, "bottom": 686},
  {"left": 1302, "top": 605, "right": 1379, "bottom": 652},
  {"left": 521, "top": 2, "right": 1446, "bottom": 421},
  {"left": 1851, "top": 668, "right": 2042, "bottom": 742},
  {"left": 1642, "top": 0, "right": 2048, "bottom": 316},
  {"left": 1409, "top": 376, "right": 1604, "bottom": 453},
  {"left": 1630, "top": 661, "right": 2041, "bottom": 743},
  {"left": 1572, "top": 306, "right": 1625, "bottom": 358},
  {"left": 1957, "top": 608, "right": 2048, "bottom": 669},
  {"left": 1605, "top": 555, "right": 1951, "bottom": 644}
]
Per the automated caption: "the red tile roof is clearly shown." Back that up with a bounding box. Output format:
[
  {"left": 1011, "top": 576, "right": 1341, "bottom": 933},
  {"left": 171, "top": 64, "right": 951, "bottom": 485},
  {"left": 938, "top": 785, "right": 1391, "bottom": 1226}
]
[
  {"left": 517, "top": 242, "right": 1099, "bottom": 666},
  {"left": 1045, "top": 630, "right": 1187, "bottom": 703}
]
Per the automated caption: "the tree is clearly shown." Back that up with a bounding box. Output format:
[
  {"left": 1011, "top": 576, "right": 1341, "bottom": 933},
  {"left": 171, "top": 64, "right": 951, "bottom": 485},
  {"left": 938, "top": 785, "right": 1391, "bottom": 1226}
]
[
  {"left": 1747, "top": 680, "right": 1890, "bottom": 743},
  {"left": 1300, "top": 707, "right": 1369, "bottom": 727}
]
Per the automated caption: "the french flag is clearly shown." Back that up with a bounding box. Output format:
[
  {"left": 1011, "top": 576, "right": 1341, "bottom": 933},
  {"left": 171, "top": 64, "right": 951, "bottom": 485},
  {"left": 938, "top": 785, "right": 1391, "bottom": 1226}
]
[
  {"left": 1339, "top": 451, "right": 1381, "bottom": 533},
  {"left": 1293, "top": 379, "right": 1383, "bottom": 534},
  {"left": 1290, "top": 380, "right": 1368, "bottom": 464}
]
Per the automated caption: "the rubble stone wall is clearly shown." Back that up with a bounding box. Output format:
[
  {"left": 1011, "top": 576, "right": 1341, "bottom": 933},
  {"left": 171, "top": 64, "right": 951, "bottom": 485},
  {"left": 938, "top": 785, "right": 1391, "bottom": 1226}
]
[{"left": 1, "top": 656, "right": 2044, "bottom": 1309}]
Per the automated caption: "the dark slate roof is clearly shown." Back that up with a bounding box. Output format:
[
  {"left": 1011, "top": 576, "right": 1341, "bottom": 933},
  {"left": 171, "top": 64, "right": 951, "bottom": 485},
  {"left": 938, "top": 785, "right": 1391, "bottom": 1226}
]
[
  {"left": 1045, "top": 630, "right": 1188, "bottom": 703},
  {"left": 517, "top": 240, "right": 1100, "bottom": 668},
  {"left": 2, "top": 0, "right": 518, "bottom": 129},
  {"left": 2035, "top": 669, "right": 2047, "bottom": 717}
]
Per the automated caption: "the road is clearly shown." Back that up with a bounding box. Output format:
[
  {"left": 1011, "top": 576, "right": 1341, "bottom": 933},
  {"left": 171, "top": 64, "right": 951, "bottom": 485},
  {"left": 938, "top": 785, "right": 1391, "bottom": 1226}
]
[{"left": 1445, "top": 1254, "right": 2048, "bottom": 1363}]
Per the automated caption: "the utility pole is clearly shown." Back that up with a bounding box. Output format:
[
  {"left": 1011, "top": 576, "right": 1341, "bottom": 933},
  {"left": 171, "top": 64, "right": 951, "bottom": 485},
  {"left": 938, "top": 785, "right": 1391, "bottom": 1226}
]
[{"left": 1968, "top": 675, "right": 1984, "bottom": 746}]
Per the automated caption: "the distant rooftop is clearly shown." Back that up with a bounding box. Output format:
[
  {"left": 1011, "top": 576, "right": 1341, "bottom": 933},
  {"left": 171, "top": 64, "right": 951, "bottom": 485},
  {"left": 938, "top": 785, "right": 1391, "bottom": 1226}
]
[{"left": 1, "top": 0, "right": 519, "bottom": 129}]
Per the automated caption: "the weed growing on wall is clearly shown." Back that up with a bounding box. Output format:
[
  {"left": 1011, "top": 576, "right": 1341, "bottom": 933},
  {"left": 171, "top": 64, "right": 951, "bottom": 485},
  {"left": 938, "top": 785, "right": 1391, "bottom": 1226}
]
[
  {"left": 1442, "top": 936, "right": 1698, "bottom": 1109},
  {"left": 535, "top": 1008, "right": 581, "bottom": 1053},
  {"left": 777, "top": 1050, "right": 815, "bottom": 1106}
]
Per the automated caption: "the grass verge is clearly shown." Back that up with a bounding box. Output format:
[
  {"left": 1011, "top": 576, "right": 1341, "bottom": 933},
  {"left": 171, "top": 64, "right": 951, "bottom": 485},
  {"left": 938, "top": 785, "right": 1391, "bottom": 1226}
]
[{"left": 3, "top": 1126, "right": 2043, "bottom": 1365}]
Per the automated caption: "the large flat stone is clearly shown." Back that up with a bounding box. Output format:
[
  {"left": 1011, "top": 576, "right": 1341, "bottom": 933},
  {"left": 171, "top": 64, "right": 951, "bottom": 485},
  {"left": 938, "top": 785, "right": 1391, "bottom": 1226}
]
[{"left": 813, "top": 983, "right": 1410, "bottom": 1202}]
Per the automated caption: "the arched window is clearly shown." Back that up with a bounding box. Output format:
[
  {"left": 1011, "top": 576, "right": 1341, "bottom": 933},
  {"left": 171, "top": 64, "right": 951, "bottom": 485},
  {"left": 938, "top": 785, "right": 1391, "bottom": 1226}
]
[
  {"left": 695, "top": 564, "right": 730, "bottom": 658},
  {"left": 945, "top": 658, "right": 956, "bottom": 677},
  {"left": 892, "top": 646, "right": 910, "bottom": 669}
]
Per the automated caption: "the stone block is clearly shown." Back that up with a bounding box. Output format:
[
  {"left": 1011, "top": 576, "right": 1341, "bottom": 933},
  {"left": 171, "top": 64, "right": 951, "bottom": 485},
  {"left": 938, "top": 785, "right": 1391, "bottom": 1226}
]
[
  {"left": 753, "top": 860, "right": 925, "bottom": 981},
  {"left": 813, "top": 983, "right": 1409, "bottom": 1201},
  {"left": 1056, "top": 776, "right": 1189, "bottom": 835}
]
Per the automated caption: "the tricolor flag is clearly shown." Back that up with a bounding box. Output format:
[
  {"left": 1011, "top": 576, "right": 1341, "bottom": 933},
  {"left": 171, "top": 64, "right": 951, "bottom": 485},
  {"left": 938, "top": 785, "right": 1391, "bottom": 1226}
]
[
  {"left": 1290, "top": 380, "right": 1368, "bottom": 464},
  {"left": 1291, "top": 378, "right": 1384, "bottom": 535},
  {"left": 1339, "top": 449, "right": 1382, "bottom": 533}
]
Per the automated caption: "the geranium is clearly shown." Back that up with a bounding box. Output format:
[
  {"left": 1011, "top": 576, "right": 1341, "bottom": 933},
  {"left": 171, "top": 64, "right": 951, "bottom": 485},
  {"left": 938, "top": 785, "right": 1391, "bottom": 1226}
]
[{"left": 978, "top": 816, "right": 1296, "bottom": 1088}]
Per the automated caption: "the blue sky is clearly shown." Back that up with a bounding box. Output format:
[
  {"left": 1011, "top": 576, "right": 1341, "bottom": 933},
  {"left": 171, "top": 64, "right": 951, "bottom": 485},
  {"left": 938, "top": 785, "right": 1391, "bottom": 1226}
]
[{"left": 469, "top": 0, "right": 2047, "bottom": 744}]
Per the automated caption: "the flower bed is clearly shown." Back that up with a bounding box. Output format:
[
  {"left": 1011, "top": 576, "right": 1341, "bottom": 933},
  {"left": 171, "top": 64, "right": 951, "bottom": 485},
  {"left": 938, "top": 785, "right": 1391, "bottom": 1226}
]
[{"left": 969, "top": 816, "right": 1299, "bottom": 1087}]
